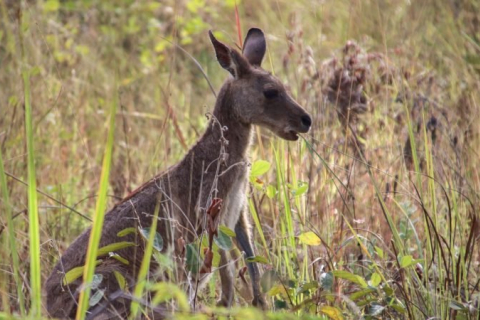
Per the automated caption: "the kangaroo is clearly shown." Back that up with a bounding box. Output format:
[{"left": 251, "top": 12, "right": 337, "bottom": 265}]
[{"left": 45, "top": 28, "right": 312, "bottom": 319}]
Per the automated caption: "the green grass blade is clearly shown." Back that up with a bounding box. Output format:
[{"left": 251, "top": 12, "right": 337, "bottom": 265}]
[
  {"left": 23, "top": 69, "right": 42, "bottom": 318},
  {"left": 0, "top": 147, "right": 25, "bottom": 315},
  {"left": 129, "top": 203, "right": 160, "bottom": 319},
  {"left": 75, "top": 93, "right": 117, "bottom": 320}
]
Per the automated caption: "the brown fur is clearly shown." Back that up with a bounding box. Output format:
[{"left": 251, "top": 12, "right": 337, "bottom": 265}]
[{"left": 44, "top": 28, "right": 311, "bottom": 319}]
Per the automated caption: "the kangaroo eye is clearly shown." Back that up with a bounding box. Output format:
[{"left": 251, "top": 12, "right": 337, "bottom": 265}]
[{"left": 263, "top": 89, "right": 279, "bottom": 99}]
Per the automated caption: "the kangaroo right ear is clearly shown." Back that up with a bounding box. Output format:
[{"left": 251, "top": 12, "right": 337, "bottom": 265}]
[
  {"left": 242, "top": 28, "right": 266, "bottom": 67},
  {"left": 209, "top": 30, "right": 250, "bottom": 78}
]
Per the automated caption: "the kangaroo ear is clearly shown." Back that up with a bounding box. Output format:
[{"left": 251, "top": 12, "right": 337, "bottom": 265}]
[
  {"left": 208, "top": 30, "right": 251, "bottom": 78},
  {"left": 242, "top": 28, "right": 266, "bottom": 67},
  {"left": 209, "top": 30, "right": 251, "bottom": 78}
]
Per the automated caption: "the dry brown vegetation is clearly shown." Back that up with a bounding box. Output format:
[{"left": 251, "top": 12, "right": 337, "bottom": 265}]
[{"left": 0, "top": 0, "right": 479, "bottom": 319}]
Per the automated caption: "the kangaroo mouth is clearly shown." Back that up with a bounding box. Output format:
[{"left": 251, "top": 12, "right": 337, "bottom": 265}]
[{"left": 280, "top": 130, "right": 299, "bottom": 141}]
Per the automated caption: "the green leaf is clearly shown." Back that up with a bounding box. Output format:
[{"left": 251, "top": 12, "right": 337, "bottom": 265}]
[
  {"left": 320, "top": 306, "right": 344, "bottom": 320},
  {"left": 350, "top": 288, "right": 375, "bottom": 301},
  {"left": 97, "top": 242, "right": 136, "bottom": 257},
  {"left": 90, "top": 274, "right": 104, "bottom": 290},
  {"left": 292, "top": 181, "right": 308, "bottom": 196},
  {"left": 117, "top": 227, "right": 137, "bottom": 237},
  {"left": 400, "top": 255, "right": 414, "bottom": 268},
  {"left": 266, "top": 184, "right": 277, "bottom": 199},
  {"left": 250, "top": 160, "right": 271, "bottom": 179},
  {"left": 186, "top": 243, "right": 202, "bottom": 274},
  {"left": 110, "top": 253, "right": 129, "bottom": 265},
  {"left": 218, "top": 225, "right": 236, "bottom": 237},
  {"left": 274, "top": 299, "right": 287, "bottom": 309},
  {"left": 63, "top": 260, "right": 102, "bottom": 285},
  {"left": 89, "top": 289, "right": 104, "bottom": 307},
  {"left": 332, "top": 270, "right": 368, "bottom": 288},
  {"left": 214, "top": 229, "right": 233, "bottom": 251},
  {"left": 298, "top": 231, "right": 321, "bottom": 246},
  {"left": 113, "top": 271, "right": 127, "bottom": 290},
  {"left": 43, "top": 0, "right": 60, "bottom": 12},
  {"left": 369, "top": 272, "right": 382, "bottom": 287},
  {"left": 383, "top": 285, "right": 394, "bottom": 296},
  {"left": 320, "top": 272, "right": 334, "bottom": 291},
  {"left": 374, "top": 246, "right": 384, "bottom": 259},
  {"left": 139, "top": 228, "right": 164, "bottom": 252},
  {"left": 267, "top": 284, "right": 284, "bottom": 296},
  {"left": 246, "top": 255, "right": 269, "bottom": 264}
]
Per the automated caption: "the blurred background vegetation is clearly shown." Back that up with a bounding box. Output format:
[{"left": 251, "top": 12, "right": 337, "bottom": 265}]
[{"left": 0, "top": 0, "right": 479, "bottom": 319}]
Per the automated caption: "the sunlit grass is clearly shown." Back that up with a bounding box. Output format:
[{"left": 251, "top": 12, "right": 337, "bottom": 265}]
[
  {"left": 75, "top": 92, "right": 118, "bottom": 320},
  {"left": 0, "top": 0, "right": 478, "bottom": 319}
]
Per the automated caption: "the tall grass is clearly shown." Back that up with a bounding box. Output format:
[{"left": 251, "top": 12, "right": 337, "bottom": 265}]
[
  {"left": 75, "top": 93, "right": 117, "bottom": 320},
  {"left": 23, "top": 69, "right": 42, "bottom": 318},
  {"left": 0, "top": 140, "right": 25, "bottom": 316},
  {"left": 0, "top": 0, "right": 478, "bottom": 319}
]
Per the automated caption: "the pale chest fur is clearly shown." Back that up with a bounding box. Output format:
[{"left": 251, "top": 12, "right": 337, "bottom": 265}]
[{"left": 220, "top": 168, "right": 248, "bottom": 229}]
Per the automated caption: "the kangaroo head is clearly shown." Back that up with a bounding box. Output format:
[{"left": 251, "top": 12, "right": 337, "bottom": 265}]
[{"left": 209, "top": 28, "right": 311, "bottom": 141}]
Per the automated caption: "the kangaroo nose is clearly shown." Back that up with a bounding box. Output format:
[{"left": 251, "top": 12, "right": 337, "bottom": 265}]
[{"left": 301, "top": 114, "right": 312, "bottom": 128}]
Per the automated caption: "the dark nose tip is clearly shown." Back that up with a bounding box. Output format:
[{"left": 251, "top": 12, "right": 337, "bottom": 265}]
[{"left": 301, "top": 114, "right": 312, "bottom": 128}]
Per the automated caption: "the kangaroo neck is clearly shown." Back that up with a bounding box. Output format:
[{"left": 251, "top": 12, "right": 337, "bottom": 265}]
[{"left": 195, "top": 82, "right": 253, "bottom": 166}]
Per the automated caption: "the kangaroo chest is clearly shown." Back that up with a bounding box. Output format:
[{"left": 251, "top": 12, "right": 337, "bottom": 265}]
[{"left": 220, "top": 168, "right": 248, "bottom": 230}]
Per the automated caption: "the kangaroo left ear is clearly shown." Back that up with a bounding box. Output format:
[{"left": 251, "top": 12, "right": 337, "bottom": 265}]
[
  {"left": 242, "top": 28, "right": 266, "bottom": 67},
  {"left": 209, "top": 30, "right": 252, "bottom": 78}
]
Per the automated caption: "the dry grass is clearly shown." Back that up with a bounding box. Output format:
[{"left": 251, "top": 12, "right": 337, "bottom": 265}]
[{"left": 0, "top": 0, "right": 479, "bottom": 319}]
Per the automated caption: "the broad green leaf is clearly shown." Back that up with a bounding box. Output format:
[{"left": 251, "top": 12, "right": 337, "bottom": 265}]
[
  {"left": 320, "top": 306, "right": 344, "bottom": 320},
  {"left": 374, "top": 246, "right": 384, "bottom": 259},
  {"left": 140, "top": 228, "right": 163, "bottom": 252},
  {"left": 274, "top": 299, "right": 288, "bottom": 309},
  {"left": 400, "top": 255, "right": 414, "bottom": 268},
  {"left": 292, "top": 181, "right": 308, "bottom": 196},
  {"left": 298, "top": 231, "right": 321, "bottom": 246},
  {"left": 391, "top": 302, "right": 407, "bottom": 313},
  {"left": 97, "top": 242, "right": 136, "bottom": 257},
  {"left": 246, "top": 255, "right": 269, "bottom": 264},
  {"left": 383, "top": 285, "right": 394, "bottom": 296},
  {"left": 218, "top": 225, "right": 236, "bottom": 237},
  {"left": 369, "top": 272, "right": 382, "bottom": 287},
  {"left": 214, "top": 229, "right": 233, "bottom": 250},
  {"left": 320, "top": 272, "right": 334, "bottom": 291},
  {"left": 186, "top": 243, "right": 202, "bottom": 274},
  {"left": 267, "top": 284, "right": 286, "bottom": 297},
  {"left": 44, "top": 0, "right": 60, "bottom": 12},
  {"left": 332, "top": 270, "right": 368, "bottom": 288},
  {"left": 250, "top": 160, "right": 271, "bottom": 179},
  {"left": 117, "top": 227, "right": 136, "bottom": 237},
  {"left": 266, "top": 184, "right": 277, "bottom": 199}
]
